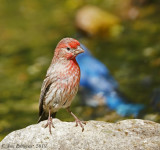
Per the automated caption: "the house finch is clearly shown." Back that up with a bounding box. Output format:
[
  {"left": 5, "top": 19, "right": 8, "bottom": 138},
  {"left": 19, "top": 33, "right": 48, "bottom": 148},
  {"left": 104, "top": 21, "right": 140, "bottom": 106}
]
[{"left": 38, "top": 37, "right": 85, "bottom": 134}]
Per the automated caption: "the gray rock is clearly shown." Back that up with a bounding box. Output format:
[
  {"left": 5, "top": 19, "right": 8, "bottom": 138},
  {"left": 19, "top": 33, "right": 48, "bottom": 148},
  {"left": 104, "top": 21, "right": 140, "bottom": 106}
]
[{"left": 0, "top": 119, "right": 160, "bottom": 150}]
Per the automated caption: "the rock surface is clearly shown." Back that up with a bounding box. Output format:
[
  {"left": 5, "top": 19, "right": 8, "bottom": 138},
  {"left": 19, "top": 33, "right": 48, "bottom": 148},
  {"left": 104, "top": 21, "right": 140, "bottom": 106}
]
[{"left": 0, "top": 119, "right": 160, "bottom": 150}]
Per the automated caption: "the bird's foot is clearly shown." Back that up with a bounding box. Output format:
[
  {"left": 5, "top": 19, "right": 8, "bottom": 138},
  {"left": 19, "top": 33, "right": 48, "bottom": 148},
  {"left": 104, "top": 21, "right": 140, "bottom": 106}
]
[
  {"left": 74, "top": 118, "right": 86, "bottom": 132},
  {"left": 44, "top": 117, "right": 54, "bottom": 134},
  {"left": 66, "top": 107, "right": 86, "bottom": 132}
]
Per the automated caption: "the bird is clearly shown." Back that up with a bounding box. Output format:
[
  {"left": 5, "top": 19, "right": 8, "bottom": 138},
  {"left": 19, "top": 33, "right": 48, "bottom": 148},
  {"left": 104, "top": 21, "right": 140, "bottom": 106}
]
[
  {"left": 38, "top": 38, "right": 85, "bottom": 134},
  {"left": 76, "top": 44, "right": 144, "bottom": 117}
]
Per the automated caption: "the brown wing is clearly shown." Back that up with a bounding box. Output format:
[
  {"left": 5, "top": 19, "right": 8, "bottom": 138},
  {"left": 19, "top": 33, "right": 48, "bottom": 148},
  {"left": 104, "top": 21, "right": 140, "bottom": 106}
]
[{"left": 38, "top": 75, "right": 52, "bottom": 117}]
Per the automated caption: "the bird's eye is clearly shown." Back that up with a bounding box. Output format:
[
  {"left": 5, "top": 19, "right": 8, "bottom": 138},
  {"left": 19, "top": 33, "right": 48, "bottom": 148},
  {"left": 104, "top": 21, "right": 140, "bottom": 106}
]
[{"left": 67, "top": 47, "right": 70, "bottom": 51}]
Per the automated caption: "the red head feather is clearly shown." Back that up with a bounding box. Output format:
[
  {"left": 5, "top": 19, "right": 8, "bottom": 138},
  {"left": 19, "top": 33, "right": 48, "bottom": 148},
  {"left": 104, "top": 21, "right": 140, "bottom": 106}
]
[
  {"left": 68, "top": 40, "right": 80, "bottom": 49},
  {"left": 57, "top": 38, "right": 80, "bottom": 49},
  {"left": 53, "top": 38, "right": 83, "bottom": 62}
]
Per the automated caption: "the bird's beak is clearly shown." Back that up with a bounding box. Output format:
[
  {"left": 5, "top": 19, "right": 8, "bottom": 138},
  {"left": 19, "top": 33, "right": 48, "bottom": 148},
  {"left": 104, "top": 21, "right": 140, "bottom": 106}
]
[{"left": 75, "top": 46, "right": 84, "bottom": 55}]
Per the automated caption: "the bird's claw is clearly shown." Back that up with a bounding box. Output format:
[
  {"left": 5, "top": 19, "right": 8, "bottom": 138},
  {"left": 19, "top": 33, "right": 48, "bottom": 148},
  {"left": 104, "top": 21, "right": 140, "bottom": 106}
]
[
  {"left": 44, "top": 117, "right": 54, "bottom": 134},
  {"left": 75, "top": 119, "right": 86, "bottom": 132}
]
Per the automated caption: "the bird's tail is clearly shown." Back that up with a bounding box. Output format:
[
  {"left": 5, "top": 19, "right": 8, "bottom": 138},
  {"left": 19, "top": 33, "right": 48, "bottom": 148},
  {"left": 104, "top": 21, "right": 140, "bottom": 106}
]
[
  {"left": 105, "top": 91, "right": 145, "bottom": 117},
  {"left": 38, "top": 112, "right": 56, "bottom": 123},
  {"left": 116, "top": 103, "right": 145, "bottom": 117}
]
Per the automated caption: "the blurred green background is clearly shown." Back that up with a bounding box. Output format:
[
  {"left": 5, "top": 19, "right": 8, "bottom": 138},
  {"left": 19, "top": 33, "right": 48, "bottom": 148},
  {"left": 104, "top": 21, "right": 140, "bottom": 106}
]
[{"left": 0, "top": 0, "right": 160, "bottom": 140}]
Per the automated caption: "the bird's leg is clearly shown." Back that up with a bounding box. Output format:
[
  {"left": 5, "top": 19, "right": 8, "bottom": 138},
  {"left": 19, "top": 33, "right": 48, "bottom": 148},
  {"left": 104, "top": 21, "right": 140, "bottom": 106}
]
[
  {"left": 66, "top": 107, "right": 86, "bottom": 132},
  {"left": 44, "top": 108, "right": 55, "bottom": 134}
]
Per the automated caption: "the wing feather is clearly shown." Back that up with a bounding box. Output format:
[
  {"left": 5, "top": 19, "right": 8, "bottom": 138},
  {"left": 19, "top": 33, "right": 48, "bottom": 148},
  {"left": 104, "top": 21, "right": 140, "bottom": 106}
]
[{"left": 39, "top": 75, "right": 52, "bottom": 116}]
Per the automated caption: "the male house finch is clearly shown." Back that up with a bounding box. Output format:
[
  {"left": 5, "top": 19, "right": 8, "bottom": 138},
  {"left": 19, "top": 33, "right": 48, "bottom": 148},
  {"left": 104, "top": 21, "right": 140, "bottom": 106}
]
[{"left": 38, "top": 38, "right": 85, "bottom": 134}]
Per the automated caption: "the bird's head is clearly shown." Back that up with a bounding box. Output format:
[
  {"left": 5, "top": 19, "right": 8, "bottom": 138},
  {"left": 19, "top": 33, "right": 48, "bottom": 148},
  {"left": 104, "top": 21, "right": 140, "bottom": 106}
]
[{"left": 54, "top": 38, "right": 84, "bottom": 61}]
